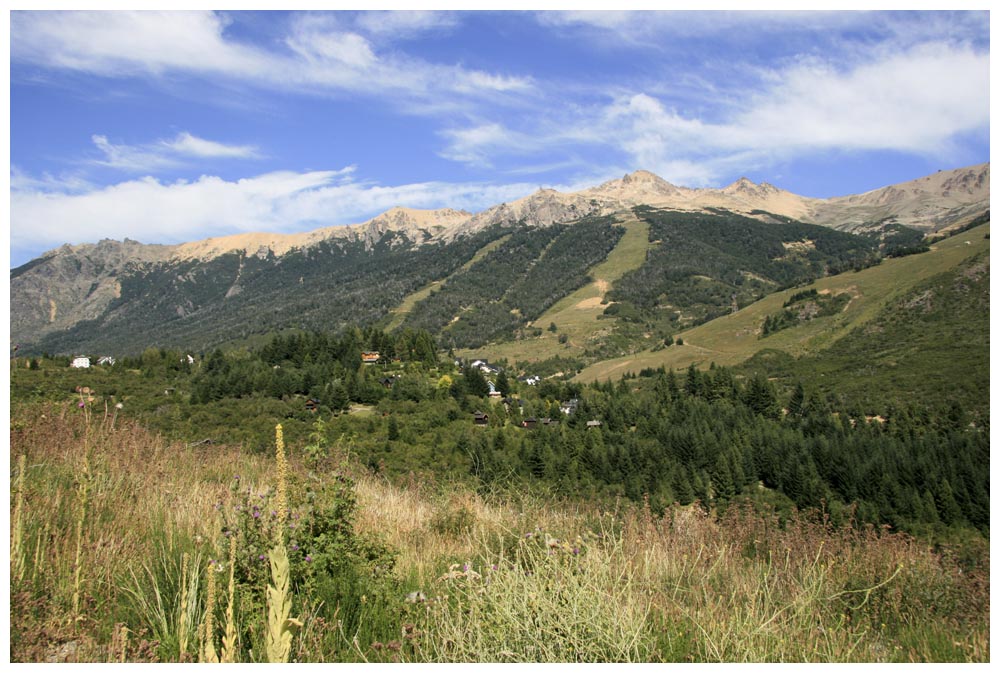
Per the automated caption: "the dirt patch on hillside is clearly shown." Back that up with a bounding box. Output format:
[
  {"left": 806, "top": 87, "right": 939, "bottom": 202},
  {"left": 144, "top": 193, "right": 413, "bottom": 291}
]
[{"left": 575, "top": 296, "right": 605, "bottom": 309}]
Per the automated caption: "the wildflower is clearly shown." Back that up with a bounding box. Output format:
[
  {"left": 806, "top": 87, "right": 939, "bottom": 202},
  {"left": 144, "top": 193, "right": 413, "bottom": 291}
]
[
  {"left": 572, "top": 548, "right": 580, "bottom": 555},
  {"left": 234, "top": 475, "right": 240, "bottom": 481},
  {"left": 491, "top": 564, "right": 498, "bottom": 571},
  {"left": 115, "top": 402, "right": 123, "bottom": 409},
  {"left": 291, "top": 544, "right": 299, "bottom": 551},
  {"left": 305, "top": 555, "right": 313, "bottom": 563},
  {"left": 525, "top": 533, "right": 533, "bottom": 539},
  {"left": 253, "top": 510, "right": 261, "bottom": 519},
  {"left": 78, "top": 402, "right": 85, "bottom": 408},
  {"left": 463, "top": 563, "right": 469, "bottom": 572},
  {"left": 258, "top": 554, "right": 266, "bottom": 561}
]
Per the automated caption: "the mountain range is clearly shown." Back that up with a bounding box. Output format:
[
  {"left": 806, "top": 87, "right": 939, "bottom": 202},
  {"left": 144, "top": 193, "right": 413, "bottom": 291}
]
[{"left": 10, "top": 162, "right": 990, "bottom": 358}]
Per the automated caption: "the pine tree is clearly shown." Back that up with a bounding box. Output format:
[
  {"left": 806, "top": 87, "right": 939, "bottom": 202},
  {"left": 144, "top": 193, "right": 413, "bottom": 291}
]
[
  {"left": 684, "top": 363, "right": 703, "bottom": 398},
  {"left": 496, "top": 369, "right": 510, "bottom": 397},
  {"left": 788, "top": 382, "right": 805, "bottom": 418},
  {"left": 463, "top": 366, "right": 489, "bottom": 398}
]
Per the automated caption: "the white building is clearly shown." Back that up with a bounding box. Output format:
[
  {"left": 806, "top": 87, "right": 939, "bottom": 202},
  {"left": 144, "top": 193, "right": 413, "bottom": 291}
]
[{"left": 71, "top": 356, "right": 91, "bottom": 369}]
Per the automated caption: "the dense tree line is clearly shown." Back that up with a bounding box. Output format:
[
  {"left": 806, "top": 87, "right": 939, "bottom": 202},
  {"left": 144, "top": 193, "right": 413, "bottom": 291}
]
[
  {"left": 404, "top": 217, "right": 625, "bottom": 348},
  {"left": 760, "top": 292, "right": 851, "bottom": 337},
  {"left": 173, "top": 319, "right": 991, "bottom": 538},
  {"left": 29, "top": 226, "right": 509, "bottom": 356},
  {"left": 459, "top": 364, "right": 989, "bottom": 537},
  {"left": 189, "top": 326, "right": 439, "bottom": 409},
  {"left": 22, "top": 315, "right": 987, "bottom": 541},
  {"left": 608, "top": 207, "right": 879, "bottom": 327}
]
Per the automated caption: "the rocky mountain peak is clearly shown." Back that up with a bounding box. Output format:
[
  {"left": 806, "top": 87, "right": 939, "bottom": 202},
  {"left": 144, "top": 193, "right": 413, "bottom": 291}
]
[
  {"left": 595, "top": 169, "right": 680, "bottom": 196},
  {"left": 723, "top": 177, "right": 774, "bottom": 194}
]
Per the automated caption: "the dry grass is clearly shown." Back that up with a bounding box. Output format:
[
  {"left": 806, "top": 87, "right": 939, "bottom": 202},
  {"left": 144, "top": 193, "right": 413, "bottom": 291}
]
[
  {"left": 10, "top": 402, "right": 272, "bottom": 662},
  {"left": 357, "top": 471, "right": 988, "bottom": 662},
  {"left": 10, "top": 403, "right": 989, "bottom": 662}
]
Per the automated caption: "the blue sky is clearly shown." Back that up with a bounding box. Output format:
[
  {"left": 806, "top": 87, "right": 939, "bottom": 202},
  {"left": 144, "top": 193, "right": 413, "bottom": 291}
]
[{"left": 8, "top": 9, "right": 991, "bottom": 267}]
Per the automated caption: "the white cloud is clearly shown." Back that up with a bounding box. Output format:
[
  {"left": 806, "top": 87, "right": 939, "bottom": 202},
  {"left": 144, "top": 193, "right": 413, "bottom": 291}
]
[
  {"left": 437, "top": 41, "right": 989, "bottom": 185},
  {"left": 354, "top": 10, "right": 459, "bottom": 39},
  {"left": 729, "top": 42, "right": 989, "bottom": 156},
  {"left": 11, "top": 10, "right": 275, "bottom": 79},
  {"left": 162, "top": 133, "right": 260, "bottom": 159},
  {"left": 10, "top": 168, "right": 536, "bottom": 258},
  {"left": 88, "top": 132, "right": 260, "bottom": 172},
  {"left": 536, "top": 10, "right": 988, "bottom": 50},
  {"left": 11, "top": 10, "right": 532, "bottom": 108},
  {"left": 438, "top": 123, "right": 543, "bottom": 166}
]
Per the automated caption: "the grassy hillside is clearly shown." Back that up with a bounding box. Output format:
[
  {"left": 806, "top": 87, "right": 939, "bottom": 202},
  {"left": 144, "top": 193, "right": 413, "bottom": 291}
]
[
  {"left": 456, "top": 217, "right": 651, "bottom": 364},
  {"left": 577, "top": 222, "right": 989, "bottom": 383},
  {"left": 741, "top": 248, "right": 990, "bottom": 421}
]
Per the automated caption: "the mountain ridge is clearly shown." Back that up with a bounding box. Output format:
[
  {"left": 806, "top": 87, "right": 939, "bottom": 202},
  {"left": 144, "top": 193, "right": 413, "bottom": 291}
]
[
  {"left": 10, "top": 163, "right": 989, "bottom": 355},
  {"left": 16, "top": 163, "right": 988, "bottom": 268}
]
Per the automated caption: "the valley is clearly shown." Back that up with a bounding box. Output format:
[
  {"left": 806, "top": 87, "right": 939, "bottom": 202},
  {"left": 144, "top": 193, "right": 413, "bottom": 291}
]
[{"left": 9, "top": 164, "right": 991, "bottom": 664}]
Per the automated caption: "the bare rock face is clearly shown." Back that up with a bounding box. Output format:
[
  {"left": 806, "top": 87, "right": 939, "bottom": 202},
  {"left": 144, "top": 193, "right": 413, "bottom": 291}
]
[
  {"left": 361, "top": 207, "right": 470, "bottom": 246},
  {"left": 588, "top": 170, "right": 684, "bottom": 201},
  {"left": 452, "top": 189, "right": 603, "bottom": 238},
  {"left": 809, "top": 163, "right": 990, "bottom": 232},
  {"left": 10, "top": 238, "right": 173, "bottom": 345}
]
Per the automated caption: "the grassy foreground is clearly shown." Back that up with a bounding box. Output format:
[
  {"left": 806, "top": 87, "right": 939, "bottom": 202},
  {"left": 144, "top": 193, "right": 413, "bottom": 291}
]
[{"left": 10, "top": 404, "right": 989, "bottom": 662}]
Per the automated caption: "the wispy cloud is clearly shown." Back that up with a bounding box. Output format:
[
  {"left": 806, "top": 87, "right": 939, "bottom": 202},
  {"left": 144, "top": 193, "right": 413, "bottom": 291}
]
[
  {"left": 353, "top": 10, "right": 459, "bottom": 40},
  {"left": 163, "top": 132, "right": 260, "bottom": 159},
  {"left": 439, "top": 40, "right": 990, "bottom": 186},
  {"left": 438, "top": 123, "right": 545, "bottom": 167},
  {"left": 88, "top": 132, "right": 260, "bottom": 172},
  {"left": 11, "top": 10, "right": 532, "bottom": 109},
  {"left": 536, "top": 10, "right": 989, "bottom": 50},
  {"left": 10, "top": 168, "right": 536, "bottom": 258}
]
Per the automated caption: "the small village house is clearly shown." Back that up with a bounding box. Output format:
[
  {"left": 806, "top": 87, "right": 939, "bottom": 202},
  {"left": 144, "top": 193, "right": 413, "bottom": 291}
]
[{"left": 70, "top": 356, "right": 91, "bottom": 369}]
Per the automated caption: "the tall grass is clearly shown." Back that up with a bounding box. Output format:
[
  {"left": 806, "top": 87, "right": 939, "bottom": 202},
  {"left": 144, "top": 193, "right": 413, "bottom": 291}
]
[{"left": 9, "top": 402, "right": 989, "bottom": 662}]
